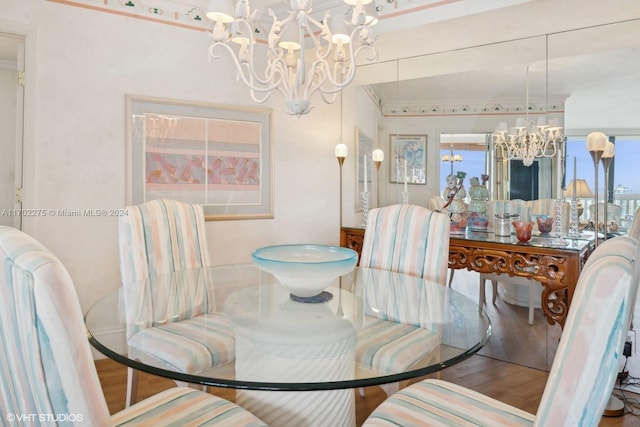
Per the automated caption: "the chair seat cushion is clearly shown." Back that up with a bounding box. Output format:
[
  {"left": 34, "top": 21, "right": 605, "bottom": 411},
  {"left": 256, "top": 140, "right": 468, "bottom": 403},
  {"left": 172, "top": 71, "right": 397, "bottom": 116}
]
[
  {"left": 364, "top": 379, "right": 535, "bottom": 426},
  {"left": 356, "top": 317, "right": 441, "bottom": 374},
  {"left": 128, "top": 312, "right": 235, "bottom": 373},
  {"left": 112, "top": 387, "right": 266, "bottom": 426}
]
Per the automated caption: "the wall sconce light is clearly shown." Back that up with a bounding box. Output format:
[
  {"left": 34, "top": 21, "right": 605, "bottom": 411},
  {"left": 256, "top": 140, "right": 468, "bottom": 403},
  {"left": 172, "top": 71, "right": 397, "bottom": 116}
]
[{"left": 372, "top": 149, "right": 384, "bottom": 207}]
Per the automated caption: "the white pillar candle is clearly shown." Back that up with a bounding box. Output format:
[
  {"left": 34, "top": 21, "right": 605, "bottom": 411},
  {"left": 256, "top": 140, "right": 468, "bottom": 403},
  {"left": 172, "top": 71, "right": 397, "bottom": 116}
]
[
  {"left": 556, "top": 149, "right": 562, "bottom": 199},
  {"left": 573, "top": 156, "right": 577, "bottom": 197},
  {"left": 404, "top": 159, "right": 408, "bottom": 192},
  {"left": 363, "top": 154, "right": 368, "bottom": 193}
]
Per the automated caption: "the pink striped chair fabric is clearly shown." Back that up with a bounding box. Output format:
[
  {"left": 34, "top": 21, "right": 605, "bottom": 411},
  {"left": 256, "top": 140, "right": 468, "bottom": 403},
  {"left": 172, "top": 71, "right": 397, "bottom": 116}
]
[
  {"left": 357, "top": 205, "right": 450, "bottom": 396},
  {"left": 364, "top": 234, "right": 640, "bottom": 426},
  {"left": 118, "top": 199, "right": 235, "bottom": 404},
  {"left": 0, "top": 226, "right": 266, "bottom": 426},
  {"left": 359, "top": 204, "right": 451, "bottom": 285}
]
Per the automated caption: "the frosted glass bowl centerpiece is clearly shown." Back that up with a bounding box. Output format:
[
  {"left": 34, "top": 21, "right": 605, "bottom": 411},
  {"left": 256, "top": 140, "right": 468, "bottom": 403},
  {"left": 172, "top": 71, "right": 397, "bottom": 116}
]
[{"left": 251, "top": 244, "right": 358, "bottom": 301}]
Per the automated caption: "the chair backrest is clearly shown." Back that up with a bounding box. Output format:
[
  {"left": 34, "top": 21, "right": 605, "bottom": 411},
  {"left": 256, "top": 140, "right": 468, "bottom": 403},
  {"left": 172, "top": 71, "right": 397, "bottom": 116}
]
[
  {"left": 359, "top": 204, "right": 450, "bottom": 285},
  {"left": 485, "top": 199, "right": 527, "bottom": 232},
  {"left": 118, "top": 198, "right": 210, "bottom": 284},
  {"left": 588, "top": 202, "right": 622, "bottom": 224},
  {"left": 534, "top": 235, "right": 640, "bottom": 426},
  {"left": 427, "top": 195, "right": 445, "bottom": 212},
  {"left": 118, "top": 199, "right": 212, "bottom": 339},
  {"left": 629, "top": 207, "right": 640, "bottom": 239},
  {"left": 0, "top": 226, "right": 111, "bottom": 425}
]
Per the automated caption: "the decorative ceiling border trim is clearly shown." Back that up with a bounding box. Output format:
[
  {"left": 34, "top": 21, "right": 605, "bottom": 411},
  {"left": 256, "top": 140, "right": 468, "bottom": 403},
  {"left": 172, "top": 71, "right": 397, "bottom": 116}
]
[
  {"left": 47, "top": 0, "right": 211, "bottom": 32},
  {"left": 381, "top": 98, "right": 566, "bottom": 117}
]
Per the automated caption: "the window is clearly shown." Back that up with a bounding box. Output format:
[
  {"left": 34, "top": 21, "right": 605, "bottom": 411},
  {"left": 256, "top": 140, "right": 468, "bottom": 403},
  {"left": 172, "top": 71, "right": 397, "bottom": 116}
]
[
  {"left": 565, "top": 135, "right": 640, "bottom": 220},
  {"left": 439, "top": 134, "right": 488, "bottom": 199}
]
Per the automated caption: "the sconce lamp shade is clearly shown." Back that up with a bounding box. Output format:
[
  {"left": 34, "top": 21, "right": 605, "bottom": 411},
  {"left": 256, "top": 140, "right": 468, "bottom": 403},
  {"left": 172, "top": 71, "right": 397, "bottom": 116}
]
[
  {"left": 206, "top": 0, "right": 234, "bottom": 23},
  {"left": 363, "top": 2, "right": 379, "bottom": 26},
  {"left": 564, "top": 179, "right": 594, "bottom": 198},
  {"left": 441, "top": 154, "right": 463, "bottom": 162},
  {"left": 586, "top": 132, "right": 608, "bottom": 152},
  {"left": 279, "top": 23, "right": 302, "bottom": 51},
  {"left": 372, "top": 149, "right": 384, "bottom": 162},
  {"left": 330, "top": 15, "right": 351, "bottom": 44},
  {"left": 372, "top": 149, "right": 384, "bottom": 172},
  {"left": 344, "top": 0, "right": 374, "bottom": 5},
  {"left": 602, "top": 141, "right": 615, "bottom": 158},
  {"left": 335, "top": 144, "right": 348, "bottom": 159}
]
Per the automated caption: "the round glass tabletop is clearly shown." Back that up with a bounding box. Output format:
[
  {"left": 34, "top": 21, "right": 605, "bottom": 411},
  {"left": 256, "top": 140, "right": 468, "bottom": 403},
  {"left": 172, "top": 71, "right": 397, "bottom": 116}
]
[{"left": 85, "top": 265, "right": 490, "bottom": 391}]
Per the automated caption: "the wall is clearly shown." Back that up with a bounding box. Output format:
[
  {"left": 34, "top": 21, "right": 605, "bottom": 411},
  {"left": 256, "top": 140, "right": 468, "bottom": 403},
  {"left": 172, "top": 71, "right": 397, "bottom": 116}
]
[
  {"left": 0, "top": 1, "right": 378, "bottom": 320},
  {"left": 0, "top": 66, "right": 16, "bottom": 227},
  {"left": 373, "top": 110, "right": 567, "bottom": 210}
]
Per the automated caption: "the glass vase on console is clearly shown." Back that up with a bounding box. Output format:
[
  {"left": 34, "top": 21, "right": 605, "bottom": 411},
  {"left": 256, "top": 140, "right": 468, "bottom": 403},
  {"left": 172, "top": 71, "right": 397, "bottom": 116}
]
[{"left": 467, "top": 175, "right": 489, "bottom": 231}]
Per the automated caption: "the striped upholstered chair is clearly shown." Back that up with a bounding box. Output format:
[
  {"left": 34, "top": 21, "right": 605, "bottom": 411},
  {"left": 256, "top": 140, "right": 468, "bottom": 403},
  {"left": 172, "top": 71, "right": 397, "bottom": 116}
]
[
  {"left": 0, "top": 226, "right": 266, "bottom": 426},
  {"left": 357, "top": 204, "right": 450, "bottom": 397},
  {"left": 427, "top": 195, "right": 456, "bottom": 287},
  {"left": 359, "top": 204, "right": 450, "bottom": 283},
  {"left": 364, "top": 234, "right": 640, "bottom": 426},
  {"left": 118, "top": 199, "right": 235, "bottom": 406}
]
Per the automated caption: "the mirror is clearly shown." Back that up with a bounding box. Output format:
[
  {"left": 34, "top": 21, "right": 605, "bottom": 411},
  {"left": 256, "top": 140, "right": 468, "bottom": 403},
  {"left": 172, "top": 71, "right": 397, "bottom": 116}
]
[
  {"left": 352, "top": 18, "right": 640, "bottom": 371},
  {"left": 359, "top": 18, "right": 640, "bottom": 209}
]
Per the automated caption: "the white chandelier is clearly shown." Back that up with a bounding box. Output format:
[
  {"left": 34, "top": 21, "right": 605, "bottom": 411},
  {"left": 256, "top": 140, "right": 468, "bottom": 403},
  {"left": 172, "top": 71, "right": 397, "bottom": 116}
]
[
  {"left": 492, "top": 65, "right": 564, "bottom": 167},
  {"left": 493, "top": 117, "right": 563, "bottom": 167},
  {"left": 206, "top": 0, "right": 378, "bottom": 116}
]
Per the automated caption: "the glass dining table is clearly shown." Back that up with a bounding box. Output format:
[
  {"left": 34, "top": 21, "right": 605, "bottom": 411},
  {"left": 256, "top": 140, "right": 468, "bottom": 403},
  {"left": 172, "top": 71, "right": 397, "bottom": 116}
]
[{"left": 86, "top": 265, "right": 491, "bottom": 427}]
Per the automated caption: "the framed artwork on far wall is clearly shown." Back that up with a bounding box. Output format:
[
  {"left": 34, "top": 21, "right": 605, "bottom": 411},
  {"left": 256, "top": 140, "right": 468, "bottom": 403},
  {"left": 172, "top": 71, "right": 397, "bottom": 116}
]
[{"left": 389, "top": 134, "right": 427, "bottom": 184}]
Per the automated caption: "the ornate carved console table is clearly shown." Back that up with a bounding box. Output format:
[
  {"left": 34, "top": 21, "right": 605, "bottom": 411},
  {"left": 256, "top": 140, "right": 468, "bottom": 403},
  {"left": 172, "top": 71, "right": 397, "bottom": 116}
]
[
  {"left": 341, "top": 226, "right": 594, "bottom": 328},
  {"left": 449, "top": 231, "right": 594, "bottom": 328}
]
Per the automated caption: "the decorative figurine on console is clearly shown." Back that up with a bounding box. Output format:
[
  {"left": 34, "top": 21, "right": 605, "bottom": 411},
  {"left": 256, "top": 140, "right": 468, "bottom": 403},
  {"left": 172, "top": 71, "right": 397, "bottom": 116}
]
[
  {"left": 442, "top": 171, "right": 467, "bottom": 234},
  {"left": 467, "top": 175, "right": 490, "bottom": 230}
]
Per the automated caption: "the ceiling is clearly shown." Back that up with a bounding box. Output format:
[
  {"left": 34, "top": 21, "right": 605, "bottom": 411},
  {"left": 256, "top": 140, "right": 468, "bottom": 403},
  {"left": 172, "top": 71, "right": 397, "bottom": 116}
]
[
  {"left": 353, "top": 0, "right": 640, "bottom": 108},
  {"left": 2, "top": 0, "right": 639, "bottom": 107}
]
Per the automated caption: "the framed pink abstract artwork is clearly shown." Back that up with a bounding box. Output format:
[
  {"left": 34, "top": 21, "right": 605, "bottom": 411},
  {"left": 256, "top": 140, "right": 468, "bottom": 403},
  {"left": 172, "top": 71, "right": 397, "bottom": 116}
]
[{"left": 126, "top": 95, "right": 273, "bottom": 220}]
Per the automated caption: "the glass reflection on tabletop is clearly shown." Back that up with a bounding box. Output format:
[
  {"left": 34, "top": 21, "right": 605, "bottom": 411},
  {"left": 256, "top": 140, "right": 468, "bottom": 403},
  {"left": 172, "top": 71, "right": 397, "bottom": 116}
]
[{"left": 86, "top": 265, "right": 490, "bottom": 390}]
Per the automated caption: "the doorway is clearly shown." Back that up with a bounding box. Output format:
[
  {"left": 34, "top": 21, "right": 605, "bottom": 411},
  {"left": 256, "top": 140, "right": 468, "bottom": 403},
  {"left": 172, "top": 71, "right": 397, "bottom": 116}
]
[{"left": 0, "top": 32, "right": 24, "bottom": 229}]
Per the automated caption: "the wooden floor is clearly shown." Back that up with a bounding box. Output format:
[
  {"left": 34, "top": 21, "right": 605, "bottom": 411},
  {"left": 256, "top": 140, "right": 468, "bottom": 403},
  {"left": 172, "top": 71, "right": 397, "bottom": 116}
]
[
  {"left": 96, "top": 355, "right": 639, "bottom": 426},
  {"left": 95, "top": 269, "right": 640, "bottom": 425}
]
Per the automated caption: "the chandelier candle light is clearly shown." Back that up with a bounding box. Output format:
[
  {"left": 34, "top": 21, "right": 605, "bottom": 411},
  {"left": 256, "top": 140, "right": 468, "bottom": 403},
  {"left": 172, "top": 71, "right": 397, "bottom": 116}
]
[
  {"left": 492, "top": 67, "right": 563, "bottom": 167},
  {"left": 442, "top": 146, "right": 463, "bottom": 175},
  {"left": 206, "top": 0, "right": 378, "bottom": 116}
]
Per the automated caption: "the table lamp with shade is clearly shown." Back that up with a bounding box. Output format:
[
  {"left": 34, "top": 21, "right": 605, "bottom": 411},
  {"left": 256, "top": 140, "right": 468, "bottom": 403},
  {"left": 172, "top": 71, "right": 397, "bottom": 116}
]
[{"left": 563, "top": 179, "right": 593, "bottom": 219}]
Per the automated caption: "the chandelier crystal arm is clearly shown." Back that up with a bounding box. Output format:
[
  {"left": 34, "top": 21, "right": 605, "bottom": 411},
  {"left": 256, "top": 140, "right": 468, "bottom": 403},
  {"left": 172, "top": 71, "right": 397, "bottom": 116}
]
[
  {"left": 315, "top": 43, "right": 376, "bottom": 94},
  {"left": 209, "top": 41, "right": 285, "bottom": 94}
]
